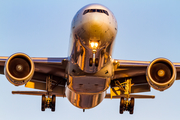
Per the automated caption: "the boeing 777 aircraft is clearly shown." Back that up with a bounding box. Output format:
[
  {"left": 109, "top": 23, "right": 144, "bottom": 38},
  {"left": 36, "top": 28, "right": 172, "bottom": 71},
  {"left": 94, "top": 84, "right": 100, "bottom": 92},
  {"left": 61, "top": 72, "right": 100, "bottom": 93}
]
[{"left": 0, "top": 3, "right": 179, "bottom": 114}]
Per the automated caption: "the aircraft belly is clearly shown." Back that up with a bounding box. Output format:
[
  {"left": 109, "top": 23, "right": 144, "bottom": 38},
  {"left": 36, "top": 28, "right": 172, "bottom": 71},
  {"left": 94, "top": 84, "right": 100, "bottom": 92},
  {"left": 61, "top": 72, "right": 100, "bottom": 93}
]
[
  {"left": 66, "top": 86, "right": 106, "bottom": 109},
  {"left": 69, "top": 76, "right": 110, "bottom": 93},
  {"left": 66, "top": 76, "right": 110, "bottom": 109}
]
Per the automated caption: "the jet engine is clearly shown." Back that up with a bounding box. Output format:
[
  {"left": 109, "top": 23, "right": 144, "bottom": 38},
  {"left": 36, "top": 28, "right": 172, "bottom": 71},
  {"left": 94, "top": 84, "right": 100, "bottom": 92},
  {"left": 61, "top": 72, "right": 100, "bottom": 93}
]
[
  {"left": 4, "top": 53, "right": 35, "bottom": 86},
  {"left": 146, "top": 58, "right": 176, "bottom": 91}
]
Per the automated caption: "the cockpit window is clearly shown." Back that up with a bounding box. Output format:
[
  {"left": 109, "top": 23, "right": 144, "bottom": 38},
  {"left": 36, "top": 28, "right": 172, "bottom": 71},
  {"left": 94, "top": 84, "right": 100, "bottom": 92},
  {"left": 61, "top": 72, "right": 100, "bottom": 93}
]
[{"left": 83, "top": 9, "right": 109, "bottom": 16}]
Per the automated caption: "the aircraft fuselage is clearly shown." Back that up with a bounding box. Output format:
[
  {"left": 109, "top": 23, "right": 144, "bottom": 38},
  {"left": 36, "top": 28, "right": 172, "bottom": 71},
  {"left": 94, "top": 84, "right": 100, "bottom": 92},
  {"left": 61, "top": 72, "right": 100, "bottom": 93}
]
[{"left": 65, "top": 4, "right": 118, "bottom": 109}]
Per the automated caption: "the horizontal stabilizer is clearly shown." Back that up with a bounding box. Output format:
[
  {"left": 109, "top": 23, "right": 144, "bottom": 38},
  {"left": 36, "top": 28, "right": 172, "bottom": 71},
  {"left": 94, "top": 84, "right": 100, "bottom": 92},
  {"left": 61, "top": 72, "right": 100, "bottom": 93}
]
[
  {"left": 12, "top": 91, "right": 66, "bottom": 97},
  {"left": 105, "top": 94, "right": 155, "bottom": 99}
]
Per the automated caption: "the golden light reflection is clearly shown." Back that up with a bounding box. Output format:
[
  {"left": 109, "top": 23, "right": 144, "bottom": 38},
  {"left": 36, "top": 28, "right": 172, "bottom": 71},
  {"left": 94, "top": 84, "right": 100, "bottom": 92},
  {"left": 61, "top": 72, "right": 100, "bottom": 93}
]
[{"left": 90, "top": 42, "right": 98, "bottom": 48}]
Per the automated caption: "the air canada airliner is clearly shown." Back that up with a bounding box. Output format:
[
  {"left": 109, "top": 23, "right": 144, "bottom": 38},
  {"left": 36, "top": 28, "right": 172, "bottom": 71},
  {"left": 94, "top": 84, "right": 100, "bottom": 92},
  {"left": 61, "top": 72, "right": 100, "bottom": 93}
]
[{"left": 0, "top": 3, "right": 179, "bottom": 114}]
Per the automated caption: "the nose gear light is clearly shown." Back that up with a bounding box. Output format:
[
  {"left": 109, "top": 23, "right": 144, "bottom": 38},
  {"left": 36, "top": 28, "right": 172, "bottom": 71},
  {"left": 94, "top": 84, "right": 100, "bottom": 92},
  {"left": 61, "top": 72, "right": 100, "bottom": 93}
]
[{"left": 90, "top": 42, "right": 98, "bottom": 49}]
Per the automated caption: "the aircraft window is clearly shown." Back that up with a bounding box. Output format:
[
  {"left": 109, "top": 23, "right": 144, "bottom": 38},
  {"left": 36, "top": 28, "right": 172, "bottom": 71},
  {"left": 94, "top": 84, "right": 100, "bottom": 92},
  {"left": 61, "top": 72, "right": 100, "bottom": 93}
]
[
  {"left": 104, "top": 10, "right": 109, "bottom": 16},
  {"left": 83, "top": 10, "right": 89, "bottom": 15},
  {"left": 88, "top": 9, "right": 92, "bottom": 12},
  {"left": 83, "top": 9, "right": 109, "bottom": 16},
  {"left": 88, "top": 9, "right": 95, "bottom": 12},
  {"left": 83, "top": 10, "right": 87, "bottom": 14},
  {"left": 97, "top": 9, "right": 103, "bottom": 13}
]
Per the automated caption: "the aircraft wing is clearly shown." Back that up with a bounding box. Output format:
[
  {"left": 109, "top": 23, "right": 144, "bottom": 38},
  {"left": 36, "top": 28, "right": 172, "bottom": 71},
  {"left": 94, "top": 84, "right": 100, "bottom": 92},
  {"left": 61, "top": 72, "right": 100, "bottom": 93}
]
[
  {"left": 0, "top": 57, "right": 8, "bottom": 74},
  {"left": 0, "top": 56, "right": 68, "bottom": 94},
  {"left": 0, "top": 56, "right": 68, "bottom": 76},
  {"left": 112, "top": 59, "right": 180, "bottom": 93}
]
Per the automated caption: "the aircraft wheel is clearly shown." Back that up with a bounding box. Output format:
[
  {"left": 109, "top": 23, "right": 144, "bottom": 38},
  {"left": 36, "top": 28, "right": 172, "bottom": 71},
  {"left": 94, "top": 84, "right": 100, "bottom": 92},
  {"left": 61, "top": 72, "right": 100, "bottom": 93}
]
[
  {"left": 89, "top": 58, "right": 93, "bottom": 66},
  {"left": 119, "top": 97, "right": 124, "bottom": 114},
  {"left": 129, "top": 98, "right": 134, "bottom": 114},
  {"left": 130, "top": 98, "right": 134, "bottom": 108},
  {"left": 51, "top": 95, "right": 56, "bottom": 112},
  {"left": 41, "top": 94, "right": 46, "bottom": 111},
  {"left": 95, "top": 58, "right": 99, "bottom": 67},
  {"left": 129, "top": 109, "right": 133, "bottom": 114}
]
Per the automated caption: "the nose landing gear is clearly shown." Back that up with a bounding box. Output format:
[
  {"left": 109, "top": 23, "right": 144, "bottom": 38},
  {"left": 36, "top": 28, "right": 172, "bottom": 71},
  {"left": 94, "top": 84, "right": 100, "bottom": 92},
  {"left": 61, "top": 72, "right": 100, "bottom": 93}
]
[
  {"left": 89, "top": 58, "right": 93, "bottom": 66},
  {"left": 89, "top": 58, "right": 99, "bottom": 67}
]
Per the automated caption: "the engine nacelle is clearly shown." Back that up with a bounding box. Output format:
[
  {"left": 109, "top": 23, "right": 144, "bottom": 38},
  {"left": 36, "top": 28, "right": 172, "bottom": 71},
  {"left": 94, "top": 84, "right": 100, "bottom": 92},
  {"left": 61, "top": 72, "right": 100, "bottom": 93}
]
[
  {"left": 4, "top": 53, "right": 35, "bottom": 86},
  {"left": 146, "top": 58, "right": 176, "bottom": 91}
]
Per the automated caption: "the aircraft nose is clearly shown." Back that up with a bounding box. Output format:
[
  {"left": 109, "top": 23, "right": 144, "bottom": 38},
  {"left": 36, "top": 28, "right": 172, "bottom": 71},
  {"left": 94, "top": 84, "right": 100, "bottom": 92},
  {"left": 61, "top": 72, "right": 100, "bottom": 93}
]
[
  {"left": 82, "top": 13, "right": 107, "bottom": 38},
  {"left": 88, "top": 14, "right": 104, "bottom": 29},
  {"left": 89, "top": 14, "right": 104, "bottom": 28}
]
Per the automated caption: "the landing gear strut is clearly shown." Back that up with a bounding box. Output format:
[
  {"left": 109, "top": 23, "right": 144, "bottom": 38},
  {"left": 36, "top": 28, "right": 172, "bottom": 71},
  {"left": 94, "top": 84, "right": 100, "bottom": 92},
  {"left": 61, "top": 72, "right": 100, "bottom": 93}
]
[{"left": 41, "top": 94, "right": 56, "bottom": 112}]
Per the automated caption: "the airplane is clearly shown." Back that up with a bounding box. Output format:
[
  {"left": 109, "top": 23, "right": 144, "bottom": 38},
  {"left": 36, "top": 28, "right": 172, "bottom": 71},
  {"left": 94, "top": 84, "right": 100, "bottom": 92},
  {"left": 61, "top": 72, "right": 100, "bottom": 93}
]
[{"left": 0, "top": 3, "right": 179, "bottom": 114}]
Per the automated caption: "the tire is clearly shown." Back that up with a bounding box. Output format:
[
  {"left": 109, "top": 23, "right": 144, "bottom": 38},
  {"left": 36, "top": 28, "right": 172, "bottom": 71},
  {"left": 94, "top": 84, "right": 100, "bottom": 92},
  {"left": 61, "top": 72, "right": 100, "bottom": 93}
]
[
  {"left": 95, "top": 58, "right": 98, "bottom": 67},
  {"left": 130, "top": 98, "right": 134, "bottom": 108},
  {"left": 41, "top": 94, "right": 46, "bottom": 111},
  {"left": 51, "top": 95, "right": 56, "bottom": 112},
  {"left": 89, "top": 58, "right": 93, "bottom": 66},
  {"left": 120, "top": 109, "right": 124, "bottom": 114},
  {"left": 119, "top": 97, "right": 124, "bottom": 114},
  {"left": 129, "top": 98, "right": 134, "bottom": 114},
  {"left": 130, "top": 110, "right": 133, "bottom": 114}
]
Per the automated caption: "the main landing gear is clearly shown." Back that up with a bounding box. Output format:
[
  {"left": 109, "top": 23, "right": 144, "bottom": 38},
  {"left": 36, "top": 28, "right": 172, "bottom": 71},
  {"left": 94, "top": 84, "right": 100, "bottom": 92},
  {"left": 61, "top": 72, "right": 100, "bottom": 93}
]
[
  {"left": 111, "top": 79, "right": 135, "bottom": 114},
  {"left": 119, "top": 79, "right": 135, "bottom": 114},
  {"left": 120, "top": 97, "right": 134, "bottom": 114},
  {"left": 110, "top": 79, "right": 155, "bottom": 114},
  {"left": 41, "top": 94, "right": 56, "bottom": 112},
  {"left": 41, "top": 76, "right": 58, "bottom": 112}
]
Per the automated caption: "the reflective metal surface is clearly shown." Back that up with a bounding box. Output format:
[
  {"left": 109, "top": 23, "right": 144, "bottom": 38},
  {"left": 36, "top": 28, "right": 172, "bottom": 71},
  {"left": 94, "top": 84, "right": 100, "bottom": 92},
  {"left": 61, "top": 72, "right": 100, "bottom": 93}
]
[
  {"left": 66, "top": 76, "right": 110, "bottom": 108},
  {"left": 146, "top": 58, "right": 176, "bottom": 91},
  {"left": 65, "top": 4, "right": 118, "bottom": 109},
  {"left": 66, "top": 86, "right": 106, "bottom": 109},
  {"left": 4, "top": 53, "right": 35, "bottom": 86},
  {"left": 68, "top": 4, "right": 117, "bottom": 73}
]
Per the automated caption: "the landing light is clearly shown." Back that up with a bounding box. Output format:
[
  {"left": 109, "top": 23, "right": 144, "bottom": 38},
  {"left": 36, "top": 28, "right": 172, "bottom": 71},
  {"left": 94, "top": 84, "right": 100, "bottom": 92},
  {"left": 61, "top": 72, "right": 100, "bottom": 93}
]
[{"left": 90, "top": 42, "right": 98, "bottom": 48}]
